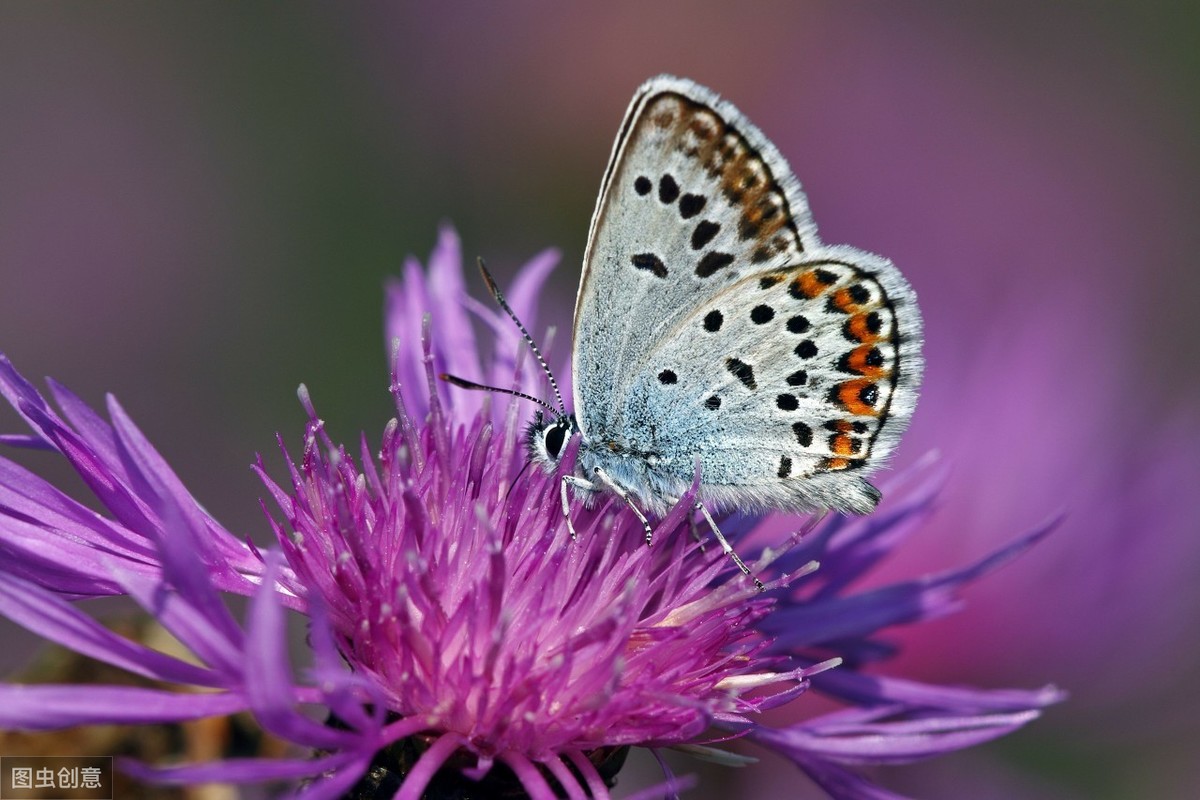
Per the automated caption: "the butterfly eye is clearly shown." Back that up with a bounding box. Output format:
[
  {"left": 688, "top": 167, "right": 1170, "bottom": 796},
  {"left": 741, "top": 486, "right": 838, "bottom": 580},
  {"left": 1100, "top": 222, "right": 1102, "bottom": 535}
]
[{"left": 543, "top": 422, "right": 567, "bottom": 460}]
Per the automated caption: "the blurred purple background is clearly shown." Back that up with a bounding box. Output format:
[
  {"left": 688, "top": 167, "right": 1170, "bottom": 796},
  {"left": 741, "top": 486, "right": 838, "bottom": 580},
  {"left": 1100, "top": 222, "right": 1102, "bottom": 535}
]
[{"left": 2, "top": 3, "right": 1198, "bottom": 798}]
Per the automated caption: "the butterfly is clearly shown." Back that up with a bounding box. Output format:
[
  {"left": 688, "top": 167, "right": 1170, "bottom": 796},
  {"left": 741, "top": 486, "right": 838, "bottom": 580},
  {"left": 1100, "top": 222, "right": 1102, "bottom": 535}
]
[{"left": 448, "top": 76, "right": 922, "bottom": 589}]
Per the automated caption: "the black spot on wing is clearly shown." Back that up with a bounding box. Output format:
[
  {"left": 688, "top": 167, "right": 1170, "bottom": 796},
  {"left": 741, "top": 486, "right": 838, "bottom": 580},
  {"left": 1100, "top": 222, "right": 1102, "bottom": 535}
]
[
  {"left": 630, "top": 253, "right": 667, "bottom": 278},
  {"left": 794, "top": 340, "right": 818, "bottom": 359},
  {"left": 696, "top": 251, "right": 734, "bottom": 277},
  {"left": 678, "top": 193, "right": 706, "bottom": 219},
  {"left": 658, "top": 174, "right": 680, "bottom": 204},
  {"left": 691, "top": 221, "right": 720, "bottom": 250},
  {"left": 725, "top": 358, "right": 756, "bottom": 390},
  {"left": 750, "top": 304, "right": 775, "bottom": 324},
  {"left": 792, "top": 421, "right": 813, "bottom": 447}
]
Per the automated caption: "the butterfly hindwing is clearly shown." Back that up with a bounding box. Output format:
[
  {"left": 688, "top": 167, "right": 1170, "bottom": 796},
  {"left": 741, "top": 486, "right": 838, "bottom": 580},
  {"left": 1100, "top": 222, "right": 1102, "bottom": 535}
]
[{"left": 618, "top": 255, "right": 921, "bottom": 513}]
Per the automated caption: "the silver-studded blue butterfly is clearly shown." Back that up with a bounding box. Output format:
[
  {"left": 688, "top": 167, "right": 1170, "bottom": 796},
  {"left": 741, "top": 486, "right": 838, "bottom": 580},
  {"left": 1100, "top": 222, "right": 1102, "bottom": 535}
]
[{"left": 449, "top": 76, "right": 923, "bottom": 589}]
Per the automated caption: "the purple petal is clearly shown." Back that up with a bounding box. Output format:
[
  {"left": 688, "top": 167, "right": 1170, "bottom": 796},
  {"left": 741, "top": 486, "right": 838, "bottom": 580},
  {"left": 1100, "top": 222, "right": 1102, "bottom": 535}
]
[
  {"left": 0, "top": 512, "right": 157, "bottom": 595},
  {"left": 0, "top": 685, "right": 247, "bottom": 729},
  {"left": 14, "top": 396, "right": 159, "bottom": 536},
  {"left": 386, "top": 227, "right": 482, "bottom": 420},
  {"left": 812, "top": 669, "right": 1066, "bottom": 715},
  {"left": 0, "top": 571, "right": 219, "bottom": 686},
  {"left": 770, "top": 456, "right": 945, "bottom": 585},
  {"left": 500, "top": 752, "right": 560, "bottom": 800},
  {"left": 485, "top": 247, "right": 563, "bottom": 398},
  {"left": 425, "top": 225, "right": 480, "bottom": 378},
  {"left": 0, "top": 355, "right": 56, "bottom": 449},
  {"left": 754, "top": 709, "right": 1044, "bottom": 765},
  {"left": 396, "top": 732, "right": 467, "bottom": 800},
  {"left": 114, "top": 566, "right": 244, "bottom": 679},
  {"left": 244, "top": 550, "right": 367, "bottom": 750},
  {"left": 303, "top": 596, "right": 386, "bottom": 733},
  {"left": 766, "top": 580, "right": 963, "bottom": 650},
  {"left": 107, "top": 396, "right": 259, "bottom": 578},
  {"left": 45, "top": 379, "right": 122, "bottom": 464},
  {"left": 504, "top": 247, "right": 560, "bottom": 330},
  {"left": 0, "top": 433, "right": 53, "bottom": 449},
  {"left": 544, "top": 755, "right": 591, "bottom": 800},
  {"left": 0, "top": 454, "right": 158, "bottom": 565},
  {"left": 812, "top": 461, "right": 948, "bottom": 599},
  {"left": 765, "top": 521, "right": 1059, "bottom": 650},
  {"left": 566, "top": 751, "right": 612, "bottom": 800}
]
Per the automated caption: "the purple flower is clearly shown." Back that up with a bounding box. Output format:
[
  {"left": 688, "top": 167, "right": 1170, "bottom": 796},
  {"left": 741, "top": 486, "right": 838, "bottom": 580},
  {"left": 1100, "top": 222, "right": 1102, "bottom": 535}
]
[{"left": 0, "top": 226, "right": 1060, "bottom": 799}]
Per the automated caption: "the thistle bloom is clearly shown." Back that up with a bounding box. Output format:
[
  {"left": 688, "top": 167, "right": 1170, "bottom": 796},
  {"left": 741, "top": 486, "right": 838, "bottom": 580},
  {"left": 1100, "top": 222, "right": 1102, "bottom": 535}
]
[{"left": 0, "top": 226, "right": 1060, "bottom": 799}]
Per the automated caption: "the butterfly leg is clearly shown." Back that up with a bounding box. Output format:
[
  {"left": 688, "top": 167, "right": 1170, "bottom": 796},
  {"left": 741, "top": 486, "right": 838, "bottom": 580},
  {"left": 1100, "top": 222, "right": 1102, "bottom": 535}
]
[
  {"left": 560, "top": 474, "right": 599, "bottom": 541},
  {"left": 591, "top": 466, "right": 654, "bottom": 545},
  {"left": 695, "top": 502, "right": 765, "bottom": 592}
]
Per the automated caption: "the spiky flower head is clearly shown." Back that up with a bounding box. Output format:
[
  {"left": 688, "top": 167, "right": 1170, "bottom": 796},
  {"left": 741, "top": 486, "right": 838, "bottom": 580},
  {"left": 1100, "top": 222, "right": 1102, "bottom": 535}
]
[{"left": 0, "top": 227, "right": 1060, "bottom": 798}]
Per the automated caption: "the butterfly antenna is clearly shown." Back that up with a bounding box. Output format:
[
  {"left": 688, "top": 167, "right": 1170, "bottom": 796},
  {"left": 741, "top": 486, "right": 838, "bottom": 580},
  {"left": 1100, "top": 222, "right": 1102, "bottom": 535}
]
[
  {"left": 439, "top": 373, "right": 558, "bottom": 414},
  {"left": 477, "top": 257, "right": 567, "bottom": 415}
]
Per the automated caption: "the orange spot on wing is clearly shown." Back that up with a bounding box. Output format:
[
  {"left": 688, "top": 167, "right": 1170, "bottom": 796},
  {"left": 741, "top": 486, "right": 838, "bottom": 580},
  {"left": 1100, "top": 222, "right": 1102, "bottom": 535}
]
[
  {"left": 793, "top": 270, "right": 830, "bottom": 299},
  {"left": 846, "top": 313, "right": 880, "bottom": 343},
  {"left": 844, "top": 345, "right": 888, "bottom": 379},
  {"left": 830, "top": 287, "right": 861, "bottom": 314},
  {"left": 834, "top": 379, "right": 881, "bottom": 417}
]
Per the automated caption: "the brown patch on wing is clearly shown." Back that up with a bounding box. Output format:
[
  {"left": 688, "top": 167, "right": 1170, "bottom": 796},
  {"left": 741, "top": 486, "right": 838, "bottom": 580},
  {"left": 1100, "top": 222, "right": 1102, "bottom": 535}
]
[{"left": 639, "top": 93, "right": 803, "bottom": 264}]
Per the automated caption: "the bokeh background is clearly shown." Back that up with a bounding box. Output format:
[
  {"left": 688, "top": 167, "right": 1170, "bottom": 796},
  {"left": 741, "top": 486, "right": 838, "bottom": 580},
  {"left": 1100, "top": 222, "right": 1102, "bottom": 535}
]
[{"left": 2, "top": 2, "right": 1199, "bottom": 798}]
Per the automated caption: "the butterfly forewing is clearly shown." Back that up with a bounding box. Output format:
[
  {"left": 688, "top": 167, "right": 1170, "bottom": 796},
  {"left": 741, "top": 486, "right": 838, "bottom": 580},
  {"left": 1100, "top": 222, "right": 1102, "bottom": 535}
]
[{"left": 573, "top": 78, "right": 815, "bottom": 436}]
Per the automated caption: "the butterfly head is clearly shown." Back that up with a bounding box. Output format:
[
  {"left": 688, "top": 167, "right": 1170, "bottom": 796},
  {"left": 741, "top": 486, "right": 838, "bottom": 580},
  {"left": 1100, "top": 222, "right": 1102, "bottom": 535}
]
[{"left": 526, "top": 411, "right": 579, "bottom": 470}]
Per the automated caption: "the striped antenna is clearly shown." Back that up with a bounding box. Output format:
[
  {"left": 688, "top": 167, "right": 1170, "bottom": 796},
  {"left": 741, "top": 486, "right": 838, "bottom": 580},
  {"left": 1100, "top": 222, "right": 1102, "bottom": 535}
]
[
  {"left": 438, "top": 373, "right": 558, "bottom": 414},
  {"left": 476, "top": 258, "right": 567, "bottom": 415}
]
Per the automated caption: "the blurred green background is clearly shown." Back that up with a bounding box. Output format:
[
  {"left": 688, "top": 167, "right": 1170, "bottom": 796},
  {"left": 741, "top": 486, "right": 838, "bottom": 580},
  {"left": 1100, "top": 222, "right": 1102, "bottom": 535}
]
[{"left": 1, "top": 2, "right": 1198, "bottom": 798}]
